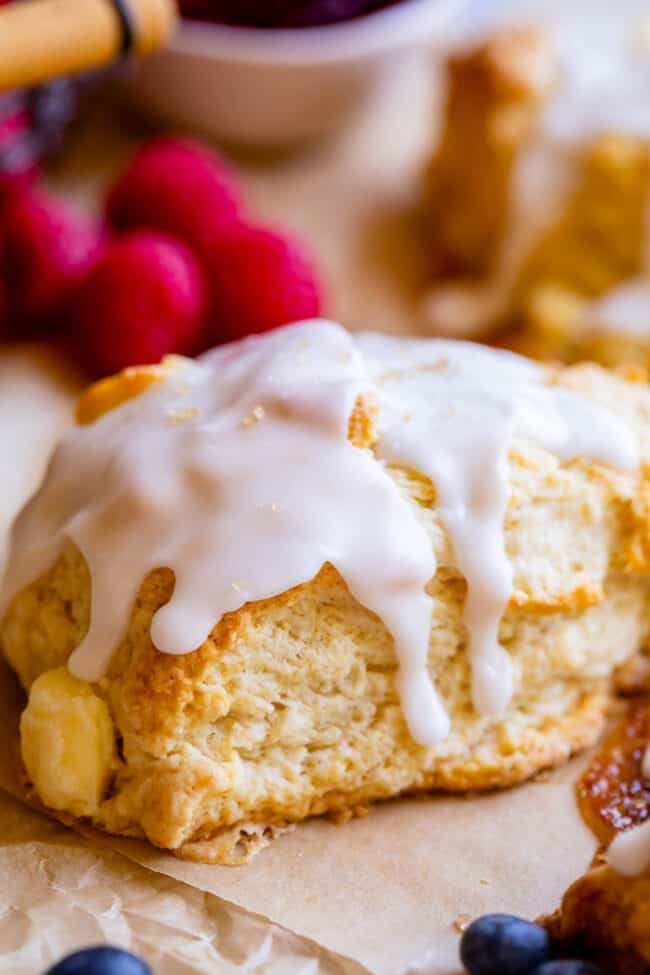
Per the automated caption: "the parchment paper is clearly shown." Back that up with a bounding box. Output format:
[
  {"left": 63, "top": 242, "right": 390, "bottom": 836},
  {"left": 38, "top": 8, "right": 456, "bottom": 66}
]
[{"left": 0, "top": 788, "right": 360, "bottom": 975}]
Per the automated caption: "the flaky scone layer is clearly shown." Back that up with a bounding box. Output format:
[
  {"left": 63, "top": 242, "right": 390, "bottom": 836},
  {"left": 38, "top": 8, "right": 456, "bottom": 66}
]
[{"left": 4, "top": 362, "right": 650, "bottom": 861}]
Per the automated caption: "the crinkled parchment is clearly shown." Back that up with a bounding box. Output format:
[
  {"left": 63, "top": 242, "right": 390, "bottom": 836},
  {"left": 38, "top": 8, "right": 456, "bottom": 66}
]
[{"left": 0, "top": 791, "right": 359, "bottom": 975}]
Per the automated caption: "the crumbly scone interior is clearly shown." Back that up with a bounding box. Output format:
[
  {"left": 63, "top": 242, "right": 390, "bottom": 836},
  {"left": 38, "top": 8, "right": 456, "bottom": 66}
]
[{"left": 4, "top": 348, "right": 650, "bottom": 862}]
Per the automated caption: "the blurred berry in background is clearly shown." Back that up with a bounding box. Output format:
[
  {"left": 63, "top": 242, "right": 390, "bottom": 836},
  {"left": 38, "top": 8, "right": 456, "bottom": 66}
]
[
  {"left": 179, "top": 0, "right": 407, "bottom": 27},
  {"left": 0, "top": 80, "right": 78, "bottom": 198}
]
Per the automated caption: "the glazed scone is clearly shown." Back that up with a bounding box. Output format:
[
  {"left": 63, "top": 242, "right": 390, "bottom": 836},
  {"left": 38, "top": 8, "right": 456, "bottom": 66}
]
[
  {"left": 422, "top": 25, "right": 650, "bottom": 364},
  {"left": 3, "top": 320, "right": 650, "bottom": 863}
]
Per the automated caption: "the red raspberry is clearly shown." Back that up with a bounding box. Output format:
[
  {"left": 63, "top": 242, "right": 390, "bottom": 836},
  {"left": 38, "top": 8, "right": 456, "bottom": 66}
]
[
  {"left": 1, "top": 187, "right": 103, "bottom": 328},
  {"left": 106, "top": 138, "right": 243, "bottom": 263},
  {"left": 68, "top": 231, "right": 207, "bottom": 377},
  {"left": 205, "top": 223, "right": 323, "bottom": 345}
]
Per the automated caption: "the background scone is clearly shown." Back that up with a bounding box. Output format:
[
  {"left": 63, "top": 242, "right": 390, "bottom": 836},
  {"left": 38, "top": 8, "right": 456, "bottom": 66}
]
[
  {"left": 422, "top": 26, "right": 650, "bottom": 365},
  {"left": 2, "top": 321, "right": 650, "bottom": 863}
]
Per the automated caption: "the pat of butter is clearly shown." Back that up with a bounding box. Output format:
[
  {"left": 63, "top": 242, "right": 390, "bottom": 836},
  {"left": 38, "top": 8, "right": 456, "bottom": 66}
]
[{"left": 21, "top": 667, "right": 118, "bottom": 818}]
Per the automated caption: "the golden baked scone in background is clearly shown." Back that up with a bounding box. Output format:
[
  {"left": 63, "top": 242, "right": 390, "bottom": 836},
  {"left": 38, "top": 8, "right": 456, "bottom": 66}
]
[
  {"left": 422, "top": 26, "right": 650, "bottom": 365},
  {"left": 423, "top": 28, "right": 554, "bottom": 281},
  {"left": 2, "top": 320, "right": 650, "bottom": 863}
]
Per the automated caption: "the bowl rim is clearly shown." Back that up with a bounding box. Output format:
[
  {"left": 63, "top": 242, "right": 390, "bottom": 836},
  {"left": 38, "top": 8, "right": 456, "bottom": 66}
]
[{"left": 170, "top": 0, "right": 469, "bottom": 64}]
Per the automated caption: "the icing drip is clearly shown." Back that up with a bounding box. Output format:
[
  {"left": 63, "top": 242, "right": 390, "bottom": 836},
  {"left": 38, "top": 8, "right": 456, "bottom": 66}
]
[
  {"left": 608, "top": 818, "right": 650, "bottom": 877},
  {"left": 1, "top": 322, "right": 639, "bottom": 746}
]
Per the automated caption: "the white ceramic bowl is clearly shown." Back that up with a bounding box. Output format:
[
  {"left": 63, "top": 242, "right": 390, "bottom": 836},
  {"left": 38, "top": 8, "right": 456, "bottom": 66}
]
[{"left": 124, "top": 0, "right": 468, "bottom": 147}]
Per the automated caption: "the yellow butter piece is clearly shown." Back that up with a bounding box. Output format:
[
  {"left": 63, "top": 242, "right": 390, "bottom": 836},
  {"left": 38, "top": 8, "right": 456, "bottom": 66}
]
[
  {"left": 20, "top": 667, "right": 118, "bottom": 818},
  {"left": 76, "top": 356, "right": 192, "bottom": 426}
]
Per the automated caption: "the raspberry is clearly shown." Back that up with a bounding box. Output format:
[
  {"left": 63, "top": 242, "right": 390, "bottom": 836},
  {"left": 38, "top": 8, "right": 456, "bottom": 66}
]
[
  {"left": 68, "top": 231, "right": 207, "bottom": 377},
  {"left": 106, "top": 138, "right": 243, "bottom": 263},
  {"left": 1, "top": 187, "right": 103, "bottom": 328},
  {"left": 204, "top": 223, "right": 323, "bottom": 345}
]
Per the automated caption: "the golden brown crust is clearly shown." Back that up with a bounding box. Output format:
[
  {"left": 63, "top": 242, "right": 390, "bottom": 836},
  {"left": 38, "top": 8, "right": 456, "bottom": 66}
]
[{"left": 76, "top": 358, "right": 192, "bottom": 425}]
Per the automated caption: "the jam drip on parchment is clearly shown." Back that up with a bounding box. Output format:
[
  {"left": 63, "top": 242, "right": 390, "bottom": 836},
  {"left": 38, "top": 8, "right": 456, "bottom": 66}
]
[{"left": 577, "top": 701, "right": 650, "bottom": 845}]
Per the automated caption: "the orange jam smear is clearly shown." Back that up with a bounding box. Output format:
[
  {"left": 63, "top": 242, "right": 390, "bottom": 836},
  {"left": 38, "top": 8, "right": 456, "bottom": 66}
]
[{"left": 577, "top": 701, "right": 650, "bottom": 845}]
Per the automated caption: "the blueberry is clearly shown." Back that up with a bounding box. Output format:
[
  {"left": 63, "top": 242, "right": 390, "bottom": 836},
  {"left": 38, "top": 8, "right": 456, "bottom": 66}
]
[
  {"left": 532, "top": 962, "right": 606, "bottom": 975},
  {"left": 45, "top": 946, "right": 152, "bottom": 975},
  {"left": 460, "top": 914, "right": 552, "bottom": 975}
]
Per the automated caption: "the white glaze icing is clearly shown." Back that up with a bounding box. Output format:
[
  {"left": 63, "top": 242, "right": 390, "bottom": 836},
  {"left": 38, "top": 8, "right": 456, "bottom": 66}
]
[
  {"left": 608, "top": 817, "right": 650, "bottom": 876},
  {"left": 424, "top": 25, "right": 650, "bottom": 340},
  {"left": 0, "top": 322, "right": 640, "bottom": 746}
]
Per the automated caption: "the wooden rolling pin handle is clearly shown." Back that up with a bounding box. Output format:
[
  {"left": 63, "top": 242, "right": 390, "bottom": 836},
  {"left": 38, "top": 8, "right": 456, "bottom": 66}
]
[{"left": 0, "top": 0, "right": 178, "bottom": 92}]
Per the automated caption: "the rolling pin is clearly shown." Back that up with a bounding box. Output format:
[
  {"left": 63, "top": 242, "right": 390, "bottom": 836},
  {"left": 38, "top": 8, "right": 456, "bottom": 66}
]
[{"left": 0, "top": 0, "right": 178, "bottom": 92}]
